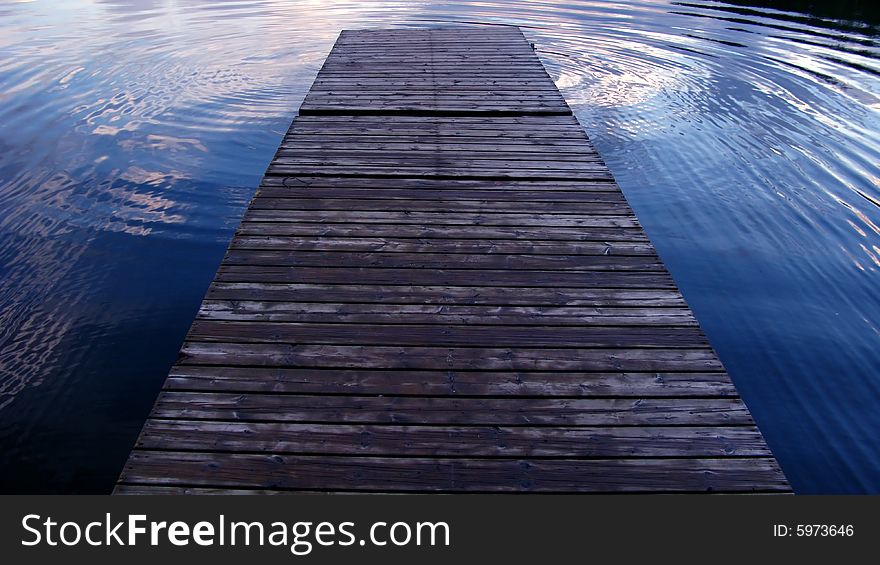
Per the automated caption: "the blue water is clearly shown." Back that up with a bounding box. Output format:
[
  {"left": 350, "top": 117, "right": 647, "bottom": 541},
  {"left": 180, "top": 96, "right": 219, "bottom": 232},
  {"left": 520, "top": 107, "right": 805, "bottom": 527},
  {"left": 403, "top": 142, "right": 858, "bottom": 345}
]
[{"left": 0, "top": 0, "right": 878, "bottom": 493}]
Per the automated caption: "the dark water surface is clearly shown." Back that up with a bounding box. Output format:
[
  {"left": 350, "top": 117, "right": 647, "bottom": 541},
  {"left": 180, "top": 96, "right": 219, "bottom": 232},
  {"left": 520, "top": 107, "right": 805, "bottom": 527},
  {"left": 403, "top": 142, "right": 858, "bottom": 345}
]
[{"left": 0, "top": 0, "right": 878, "bottom": 493}]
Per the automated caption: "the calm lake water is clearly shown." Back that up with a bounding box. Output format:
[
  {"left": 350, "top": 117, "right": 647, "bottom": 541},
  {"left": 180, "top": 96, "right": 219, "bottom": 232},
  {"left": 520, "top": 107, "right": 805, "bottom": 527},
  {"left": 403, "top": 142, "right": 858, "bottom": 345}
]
[{"left": 0, "top": 0, "right": 878, "bottom": 493}]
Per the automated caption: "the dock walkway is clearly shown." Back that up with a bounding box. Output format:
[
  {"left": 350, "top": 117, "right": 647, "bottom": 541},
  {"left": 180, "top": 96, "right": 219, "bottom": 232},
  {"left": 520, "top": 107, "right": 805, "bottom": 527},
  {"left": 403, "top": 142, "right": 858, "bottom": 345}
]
[{"left": 116, "top": 27, "right": 789, "bottom": 493}]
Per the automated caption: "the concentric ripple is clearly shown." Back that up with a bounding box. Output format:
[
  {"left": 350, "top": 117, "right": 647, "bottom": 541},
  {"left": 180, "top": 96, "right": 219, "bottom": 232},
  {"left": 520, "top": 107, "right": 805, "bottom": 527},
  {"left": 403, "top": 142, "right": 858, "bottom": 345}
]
[{"left": 0, "top": 1, "right": 878, "bottom": 493}]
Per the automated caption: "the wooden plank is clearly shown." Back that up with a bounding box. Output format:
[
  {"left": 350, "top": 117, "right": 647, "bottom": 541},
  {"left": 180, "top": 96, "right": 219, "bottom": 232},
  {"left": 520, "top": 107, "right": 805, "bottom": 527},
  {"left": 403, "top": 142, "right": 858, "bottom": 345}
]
[
  {"left": 282, "top": 137, "right": 593, "bottom": 147},
  {"left": 220, "top": 251, "right": 664, "bottom": 271},
  {"left": 163, "top": 366, "right": 737, "bottom": 397},
  {"left": 185, "top": 320, "right": 708, "bottom": 348},
  {"left": 300, "top": 96, "right": 563, "bottom": 104},
  {"left": 286, "top": 117, "right": 588, "bottom": 133},
  {"left": 245, "top": 200, "right": 630, "bottom": 214},
  {"left": 324, "top": 54, "right": 547, "bottom": 60},
  {"left": 213, "top": 266, "right": 677, "bottom": 288},
  {"left": 283, "top": 132, "right": 589, "bottom": 141},
  {"left": 274, "top": 150, "right": 602, "bottom": 162},
  {"left": 298, "top": 108, "right": 571, "bottom": 117},
  {"left": 228, "top": 237, "right": 655, "bottom": 255},
  {"left": 204, "top": 284, "right": 685, "bottom": 306},
  {"left": 280, "top": 140, "right": 592, "bottom": 151},
  {"left": 177, "top": 343, "right": 725, "bottom": 372},
  {"left": 255, "top": 187, "right": 627, "bottom": 201},
  {"left": 265, "top": 165, "right": 615, "bottom": 180},
  {"left": 241, "top": 210, "right": 639, "bottom": 227},
  {"left": 258, "top": 177, "right": 619, "bottom": 192},
  {"left": 305, "top": 74, "right": 555, "bottom": 80},
  {"left": 322, "top": 62, "right": 550, "bottom": 67},
  {"left": 291, "top": 114, "right": 578, "bottom": 123},
  {"left": 197, "top": 302, "right": 697, "bottom": 326},
  {"left": 265, "top": 165, "right": 611, "bottom": 177},
  {"left": 116, "top": 27, "right": 788, "bottom": 494},
  {"left": 119, "top": 453, "right": 788, "bottom": 493},
  {"left": 150, "top": 392, "right": 751, "bottom": 426},
  {"left": 270, "top": 151, "right": 602, "bottom": 164},
  {"left": 308, "top": 86, "right": 565, "bottom": 92},
  {"left": 138, "top": 421, "right": 772, "bottom": 457},
  {"left": 233, "top": 223, "right": 650, "bottom": 242}
]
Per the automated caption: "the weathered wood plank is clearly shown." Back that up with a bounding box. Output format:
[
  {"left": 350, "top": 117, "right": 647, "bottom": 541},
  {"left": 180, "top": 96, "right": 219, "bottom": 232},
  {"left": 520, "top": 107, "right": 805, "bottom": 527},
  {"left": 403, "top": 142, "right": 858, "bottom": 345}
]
[
  {"left": 269, "top": 156, "right": 606, "bottom": 168},
  {"left": 234, "top": 223, "right": 649, "bottom": 242},
  {"left": 163, "top": 366, "right": 736, "bottom": 397},
  {"left": 255, "top": 187, "right": 627, "bottom": 202},
  {"left": 205, "top": 284, "right": 685, "bottom": 306},
  {"left": 279, "top": 141, "right": 594, "bottom": 153},
  {"left": 177, "top": 343, "right": 725, "bottom": 372},
  {"left": 299, "top": 108, "right": 571, "bottom": 117},
  {"left": 305, "top": 86, "right": 559, "bottom": 95},
  {"left": 229, "top": 237, "right": 655, "bottom": 255},
  {"left": 197, "top": 301, "right": 697, "bottom": 326},
  {"left": 241, "top": 210, "right": 640, "bottom": 227},
  {"left": 119, "top": 453, "right": 789, "bottom": 493},
  {"left": 221, "top": 250, "right": 664, "bottom": 271},
  {"left": 278, "top": 142, "right": 595, "bottom": 154},
  {"left": 150, "top": 392, "right": 751, "bottom": 426},
  {"left": 273, "top": 150, "right": 603, "bottom": 162},
  {"left": 308, "top": 86, "right": 564, "bottom": 93},
  {"left": 213, "top": 266, "right": 677, "bottom": 288},
  {"left": 247, "top": 198, "right": 632, "bottom": 214},
  {"left": 138, "top": 421, "right": 772, "bottom": 457},
  {"left": 260, "top": 176, "right": 613, "bottom": 189},
  {"left": 265, "top": 164, "right": 615, "bottom": 180},
  {"left": 185, "top": 320, "right": 708, "bottom": 348}
]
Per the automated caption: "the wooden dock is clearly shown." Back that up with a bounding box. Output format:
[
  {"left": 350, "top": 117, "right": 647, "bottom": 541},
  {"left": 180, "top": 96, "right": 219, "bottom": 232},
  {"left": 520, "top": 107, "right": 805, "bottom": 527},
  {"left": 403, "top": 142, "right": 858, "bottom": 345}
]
[{"left": 116, "top": 27, "right": 789, "bottom": 493}]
